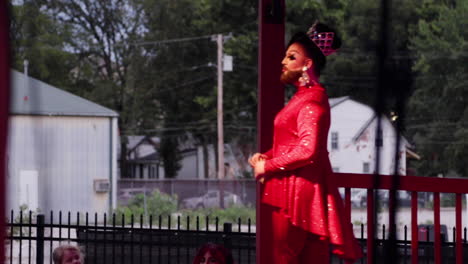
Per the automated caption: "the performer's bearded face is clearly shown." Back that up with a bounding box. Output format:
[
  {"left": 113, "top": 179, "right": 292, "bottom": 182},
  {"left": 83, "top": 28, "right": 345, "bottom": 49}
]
[
  {"left": 280, "top": 43, "right": 311, "bottom": 84},
  {"left": 280, "top": 69, "right": 302, "bottom": 84}
]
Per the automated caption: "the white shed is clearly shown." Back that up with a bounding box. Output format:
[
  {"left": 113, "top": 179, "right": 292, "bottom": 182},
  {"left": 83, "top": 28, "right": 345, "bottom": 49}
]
[
  {"left": 8, "top": 70, "right": 119, "bottom": 216},
  {"left": 328, "top": 97, "right": 410, "bottom": 175}
]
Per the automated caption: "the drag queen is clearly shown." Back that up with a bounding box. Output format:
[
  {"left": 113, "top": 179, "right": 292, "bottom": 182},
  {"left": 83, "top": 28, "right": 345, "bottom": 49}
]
[{"left": 250, "top": 21, "right": 362, "bottom": 263}]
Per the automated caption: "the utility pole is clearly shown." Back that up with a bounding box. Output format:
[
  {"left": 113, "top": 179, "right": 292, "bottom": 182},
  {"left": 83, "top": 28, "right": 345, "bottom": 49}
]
[
  {"left": 132, "top": 34, "right": 230, "bottom": 180},
  {"left": 24, "top": 60, "right": 29, "bottom": 76},
  {"left": 215, "top": 33, "right": 233, "bottom": 208},
  {"left": 217, "top": 34, "right": 224, "bottom": 180}
]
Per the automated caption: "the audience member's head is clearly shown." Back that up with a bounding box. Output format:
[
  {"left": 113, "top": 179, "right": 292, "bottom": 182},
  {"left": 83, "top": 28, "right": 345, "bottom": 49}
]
[
  {"left": 52, "top": 243, "right": 83, "bottom": 264},
  {"left": 193, "top": 243, "right": 234, "bottom": 264}
]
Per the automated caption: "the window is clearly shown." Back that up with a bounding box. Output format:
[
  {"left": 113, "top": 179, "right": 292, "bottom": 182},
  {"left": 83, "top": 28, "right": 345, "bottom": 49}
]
[
  {"left": 148, "top": 165, "right": 159, "bottom": 179},
  {"left": 122, "top": 164, "right": 136, "bottom": 179},
  {"left": 139, "top": 164, "right": 144, "bottom": 179},
  {"left": 331, "top": 132, "right": 339, "bottom": 150},
  {"left": 363, "top": 162, "right": 370, "bottom": 173}
]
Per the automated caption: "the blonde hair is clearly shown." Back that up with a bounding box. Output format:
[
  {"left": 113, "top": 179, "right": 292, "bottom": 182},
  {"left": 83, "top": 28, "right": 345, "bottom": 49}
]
[{"left": 52, "top": 243, "right": 84, "bottom": 264}]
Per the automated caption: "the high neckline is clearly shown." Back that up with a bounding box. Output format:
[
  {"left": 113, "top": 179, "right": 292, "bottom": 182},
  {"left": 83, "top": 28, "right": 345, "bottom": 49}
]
[{"left": 296, "top": 83, "right": 322, "bottom": 93}]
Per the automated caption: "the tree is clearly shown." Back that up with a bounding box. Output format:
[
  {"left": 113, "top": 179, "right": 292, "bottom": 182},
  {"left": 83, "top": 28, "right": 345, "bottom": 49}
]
[
  {"left": 286, "top": 0, "right": 467, "bottom": 178},
  {"left": 9, "top": 0, "right": 76, "bottom": 88},
  {"left": 42, "top": 0, "right": 147, "bottom": 177},
  {"left": 407, "top": 0, "right": 468, "bottom": 177},
  {"left": 130, "top": 0, "right": 259, "bottom": 178}
]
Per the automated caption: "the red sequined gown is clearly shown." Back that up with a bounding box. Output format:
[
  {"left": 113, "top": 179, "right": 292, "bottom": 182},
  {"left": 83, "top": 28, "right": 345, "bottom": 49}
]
[{"left": 261, "top": 84, "right": 362, "bottom": 261}]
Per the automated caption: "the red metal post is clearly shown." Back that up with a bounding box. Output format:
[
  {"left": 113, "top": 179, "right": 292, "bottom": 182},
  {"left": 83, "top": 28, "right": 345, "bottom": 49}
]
[
  {"left": 367, "top": 189, "right": 374, "bottom": 264},
  {"left": 257, "top": 1, "right": 285, "bottom": 264},
  {"left": 0, "top": 2, "right": 10, "bottom": 263},
  {"left": 257, "top": 2, "right": 285, "bottom": 151},
  {"left": 345, "top": 187, "right": 351, "bottom": 224},
  {"left": 455, "top": 193, "right": 462, "bottom": 264},
  {"left": 433, "top": 192, "right": 441, "bottom": 264},
  {"left": 411, "top": 191, "right": 418, "bottom": 264}
]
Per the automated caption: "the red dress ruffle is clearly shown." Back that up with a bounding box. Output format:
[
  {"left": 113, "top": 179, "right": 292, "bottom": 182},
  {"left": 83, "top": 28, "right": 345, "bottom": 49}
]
[{"left": 262, "top": 84, "right": 363, "bottom": 262}]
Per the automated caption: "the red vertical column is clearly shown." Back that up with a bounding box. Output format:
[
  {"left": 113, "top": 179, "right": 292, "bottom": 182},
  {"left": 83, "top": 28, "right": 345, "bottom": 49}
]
[
  {"left": 367, "top": 189, "right": 375, "bottom": 264},
  {"left": 411, "top": 191, "right": 419, "bottom": 264},
  {"left": 433, "top": 192, "right": 441, "bottom": 264},
  {"left": 344, "top": 187, "right": 351, "bottom": 224},
  {"left": 257, "top": 0, "right": 285, "bottom": 263},
  {"left": 455, "top": 193, "right": 463, "bottom": 264},
  {"left": 0, "top": 2, "right": 10, "bottom": 263}
]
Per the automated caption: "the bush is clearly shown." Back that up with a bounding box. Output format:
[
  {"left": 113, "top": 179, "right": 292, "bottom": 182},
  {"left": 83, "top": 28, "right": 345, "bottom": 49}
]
[
  {"left": 441, "top": 194, "right": 455, "bottom": 207},
  {"left": 113, "top": 190, "right": 178, "bottom": 226},
  {"left": 179, "top": 206, "right": 256, "bottom": 230},
  {"left": 113, "top": 191, "right": 255, "bottom": 230},
  {"left": 10, "top": 205, "right": 38, "bottom": 236}
]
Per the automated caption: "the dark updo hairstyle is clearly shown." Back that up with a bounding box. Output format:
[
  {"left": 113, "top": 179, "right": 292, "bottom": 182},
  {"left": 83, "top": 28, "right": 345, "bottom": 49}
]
[
  {"left": 287, "top": 21, "right": 342, "bottom": 76},
  {"left": 192, "top": 243, "right": 234, "bottom": 264}
]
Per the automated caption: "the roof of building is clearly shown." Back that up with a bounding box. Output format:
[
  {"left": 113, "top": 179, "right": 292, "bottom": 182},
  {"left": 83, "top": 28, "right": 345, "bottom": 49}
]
[
  {"left": 10, "top": 70, "right": 118, "bottom": 117},
  {"left": 127, "top": 136, "right": 160, "bottom": 153},
  {"left": 329, "top": 96, "right": 349, "bottom": 108},
  {"left": 329, "top": 96, "right": 410, "bottom": 146}
]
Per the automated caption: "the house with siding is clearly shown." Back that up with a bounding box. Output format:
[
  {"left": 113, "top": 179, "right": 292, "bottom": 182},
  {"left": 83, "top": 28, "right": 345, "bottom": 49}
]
[
  {"left": 122, "top": 135, "right": 164, "bottom": 179},
  {"left": 328, "top": 96, "right": 415, "bottom": 175},
  {"left": 8, "top": 70, "right": 119, "bottom": 217},
  {"left": 120, "top": 135, "right": 244, "bottom": 180}
]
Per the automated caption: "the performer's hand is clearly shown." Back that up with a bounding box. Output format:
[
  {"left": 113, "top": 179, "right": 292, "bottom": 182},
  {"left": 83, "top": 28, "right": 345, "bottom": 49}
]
[
  {"left": 249, "top": 153, "right": 268, "bottom": 168},
  {"left": 254, "top": 160, "right": 266, "bottom": 180}
]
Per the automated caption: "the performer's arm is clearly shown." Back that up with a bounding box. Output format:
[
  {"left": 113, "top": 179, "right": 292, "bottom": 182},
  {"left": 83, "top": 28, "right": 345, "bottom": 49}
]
[
  {"left": 262, "top": 149, "right": 273, "bottom": 159},
  {"left": 249, "top": 149, "right": 272, "bottom": 168},
  {"left": 264, "top": 102, "right": 325, "bottom": 173}
]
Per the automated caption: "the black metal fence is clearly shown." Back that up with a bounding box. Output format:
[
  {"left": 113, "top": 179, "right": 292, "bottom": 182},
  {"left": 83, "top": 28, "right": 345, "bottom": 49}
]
[
  {"left": 6, "top": 210, "right": 468, "bottom": 264},
  {"left": 6, "top": 210, "right": 255, "bottom": 264}
]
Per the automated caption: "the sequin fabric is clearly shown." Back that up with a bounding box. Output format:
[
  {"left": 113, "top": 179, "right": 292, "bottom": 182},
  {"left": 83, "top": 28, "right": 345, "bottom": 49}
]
[{"left": 262, "top": 84, "right": 363, "bottom": 261}]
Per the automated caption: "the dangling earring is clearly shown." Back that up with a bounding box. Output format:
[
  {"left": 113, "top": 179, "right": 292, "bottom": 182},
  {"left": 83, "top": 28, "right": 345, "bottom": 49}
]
[{"left": 299, "top": 66, "right": 310, "bottom": 86}]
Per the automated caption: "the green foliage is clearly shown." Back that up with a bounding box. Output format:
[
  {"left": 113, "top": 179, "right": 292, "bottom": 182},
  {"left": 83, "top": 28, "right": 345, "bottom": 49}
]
[
  {"left": 10, "top": 205, "right": 37, "bottom": 236},
  {"left": 113, "top": 190, "right": 178, "bottom": 226},
  {"left": 424, "top": 219, "right": 433, "bottom": 225},
  {"left": 179, "top": 206, "right": 256, "bottom": 230},
  {"left": 407, "top": 0, "right": 468, "bottom": 177},
  {"left": 440, "top": 194, "right": 456, "bottom": 207},
  {"left": 208, "top": 206, "right": 256, "bottom": 225},
  {"left": 112, "top": 191, "right": 254, "bottom": 230},
  {"left": 353, "top": 220, "right": 363, "bottom": 226},
  {"left": 9, "top": 1, "right": 76, "bottom": 89}
]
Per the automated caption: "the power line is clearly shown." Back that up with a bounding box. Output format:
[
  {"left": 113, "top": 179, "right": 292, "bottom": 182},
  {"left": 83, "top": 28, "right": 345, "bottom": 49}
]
[
  {"left": 152, "top": 76, "right": 215, "bottom": 94},
  {"left": 113, "top": 34, "right": 217, "bottom": 47}
]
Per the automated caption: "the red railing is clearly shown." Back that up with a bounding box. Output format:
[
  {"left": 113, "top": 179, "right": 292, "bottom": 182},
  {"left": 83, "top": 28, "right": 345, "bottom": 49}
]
[{"left": 336, "top": 173, "right": 468, "bottom": 264}]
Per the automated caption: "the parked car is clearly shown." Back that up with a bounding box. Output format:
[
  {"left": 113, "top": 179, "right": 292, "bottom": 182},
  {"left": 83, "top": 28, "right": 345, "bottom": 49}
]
[
  {"left": 340, "top": 189, "right": 422, "bottom": 208},
  {"left": 181, "top": 190, "right": 243, "bottom": 209},
  {"left": 351, "top": 189, "right": 368, "bottom": 208},
  {"left": 338, "top": 188, "right": 368, "bottom": 208},
  {"left": 378, "top": 190, "right": 410, "bottom": 207},
  {"left": 418, "top": 224, "right": 448, "bottom": 242}
]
